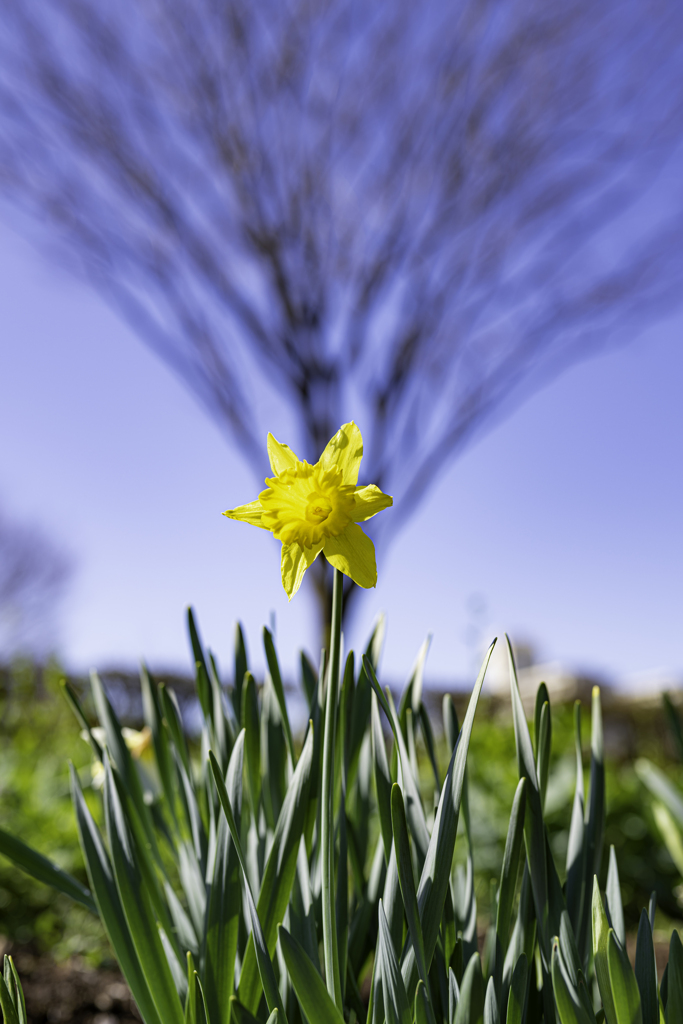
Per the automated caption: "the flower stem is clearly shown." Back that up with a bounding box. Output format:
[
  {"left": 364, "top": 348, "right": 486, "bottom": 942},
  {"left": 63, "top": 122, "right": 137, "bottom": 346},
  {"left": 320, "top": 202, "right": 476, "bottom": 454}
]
[{"left": 321, "top": 567, "right": 343, "bottom": 1010}]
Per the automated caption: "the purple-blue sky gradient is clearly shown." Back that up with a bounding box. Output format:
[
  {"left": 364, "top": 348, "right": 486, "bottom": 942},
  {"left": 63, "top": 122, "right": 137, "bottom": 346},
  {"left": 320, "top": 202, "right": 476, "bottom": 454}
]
[{"left": 1, "top": 223, "right": 681, "bottom": 690}]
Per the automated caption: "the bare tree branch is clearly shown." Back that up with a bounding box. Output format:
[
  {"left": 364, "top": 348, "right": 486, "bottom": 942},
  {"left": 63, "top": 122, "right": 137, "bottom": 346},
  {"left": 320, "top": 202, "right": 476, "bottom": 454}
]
[
  {"left": 0, "top": 504, "right": 72, "bottom": 660},
  {"left": 1, "top": 0, "right": 682, "bottom": 631}
]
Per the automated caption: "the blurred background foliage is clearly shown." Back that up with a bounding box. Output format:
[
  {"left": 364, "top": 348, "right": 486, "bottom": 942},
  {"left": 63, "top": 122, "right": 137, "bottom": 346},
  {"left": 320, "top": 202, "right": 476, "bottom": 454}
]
[
  {"left": 0, "top": 662, "right": 108, "bottom": 964},
  {"left": 2, "top": 656, "right": 682, "bottom": 966}
]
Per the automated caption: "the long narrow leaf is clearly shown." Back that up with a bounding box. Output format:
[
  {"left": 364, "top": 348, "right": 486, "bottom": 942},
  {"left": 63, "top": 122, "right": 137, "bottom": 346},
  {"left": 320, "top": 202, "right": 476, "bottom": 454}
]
[
  {"left": 635, "top": 910, "right": 658, "bottom": 1024},
  {"left": 160, "top": 684, "right": 192, "bottom": 775},
  {"left": 278, "top": 925, "right": 345, "bottom": 1024},
  {"left": 90, "top": 670, "right": 160, "bottom": 862},
  {"left": 187, "top": 607, "right": 211, "bottom": 721},
  {"left": 400, "top": 641, "right": 495, "bottom": 1001},
  {"left": 209, "top": 750, "right": 288, "bottom": 1024},
  {"left": 558, "top": 911, "right": 594, "bottom": 1021},
  {"left": 566, "top": 702, "right": 586, "bottom": 949},
  {"left": 289, "top": 838, "right": 320, "bottom": 973},
  {"left": 232, "top": 622, "right": 248, "bottom": 726},
  {"left": 454, "top": 952, "right": 485, "bottom": 1024},
  {"left": 377, "top": 901, "right": 412, "bottom": 1024},
  {"left": 260, "top": 675, "right": 288, "bottom": 830},
  {"left": 496, "top": 778, "right": 527, "bottom": 954},
  {"left": 0, "top": 826, "right": 95, "bottom": 913},
  {"left": 459, "top": 763, "right": 478, "bottom": 966},
  {"left": 348, "top": 615, "right": 386, "bottom": 787},
  {"left": 414, "top": 980, "right": 431, "bottom": 1024},
  {"left": 449, "top": 968, "right": 461, "bottom": 1024},
  {"left": 592, "top": 879, "right": 618, "bottom": 1024},
  {"left": 666, "top": 931, "right": 683, "bottom": 1024},
  {"left": 581, "top": 688, "right": 605, "bottom": 964},
  {"left": 484, "top": 977, "right": 500, "bottom": 1024},
  {"left": 607, "top": 930, "right": 642, "bottom": 1024},
  {"left": 534, "top": 685, "right": 551, "bottom": 809},
  {"left": 184, "top": 953, "right": 197, "bottom": 1024},
  {"left": 140, "top": 665, "right": 177, "bottom": 828},
  {"left": 372, "top": 692, "right": 393, "bottom": 861},
  {"left": 70, "top": 765, "right": 164, "bottom": 1024},
  {"left": 551, "top": 939, "right": 594, "bottom": 1024},
  {"left": 0, "top": 976, "right": 18, "bottom": 1024},
  {"left": 363, "top": 657, "right": 430, "bottom": 866},
  {"left": 165, "top": 884, "right": 198, "bottom": 958},
  {"left": 60, "top": 679, "right": 103, "bottom": 761},
  {"left": 103, "top": 759, "right": 185, "bottom": 1024},
  {"left": 263, "top": 626, "right": 295, "bottom": 764},
  {"left": 419, "top": 703, "right": 441, "bottom": 793},
  {"left": 4, "top": 957, "right": 25, "bottom": 1024},
  {"left": 237, "top": 726, "right": 314, "bottom": 1013},
  {"left": 241, "top": 672, "right": 261, "bottom": 817},
  {"left": 203, "top": 731, "right": 245, "bottom": 1024},
  {"left": 506, "top": 954, "right": 528, "bottom": 1024},
  {"left": 391, "top": 784, "right": 433, "bottom": 1017},
  {"left": 606, "top": 847, "right": 625, "bottom": 948},
  {"left": 378, "top": 843, "right": 400, "bottom": 961},
  {"left": 508, "top": 637, "right": 555, "bottom": 963}
]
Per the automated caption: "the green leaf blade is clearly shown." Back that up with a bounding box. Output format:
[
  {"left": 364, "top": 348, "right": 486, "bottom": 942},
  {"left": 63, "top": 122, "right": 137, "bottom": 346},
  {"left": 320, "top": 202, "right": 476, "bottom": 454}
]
[
  {"left": 103, "top": 760, "right": 185, "bottom": 1024},
  {"left": 635, "top": 910, "right": 659, "bottom": 1024},
  {"left": 607, "top": 930, "right": 642, "bottom": 1024},
  {"left": 454, "top": 952, "right": 485, "bottom": 1024},
  {"left": 0, "top": 825, "right": 95, "bottom": 913},
  {"left": 278, "top": 925, "right": 345, "bottom": 1024},
  {"left": 593, "top": 879, "right": 618, "bottom": 1024},
  {"left": 237, "top": 726, "right": 314, "bottom": 1013},
  {"left": 70, "top": 765, "right": 164, "bottom": 1024},
  {"left": 396, "top": 640, "right": 495, "bottom": 1000},
  {"left": 666, "top": 930, "right": 683, "bottom": 1024},
  {"left": 496, "top": 777, "right": 527, "bottom": 954}
]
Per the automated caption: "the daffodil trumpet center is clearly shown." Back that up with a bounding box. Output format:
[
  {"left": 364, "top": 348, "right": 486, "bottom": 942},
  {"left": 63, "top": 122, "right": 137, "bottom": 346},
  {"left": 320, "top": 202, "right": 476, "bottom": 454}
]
[
  {"left": 259, "top": 461, "right": 355, "bottom": 549},
  {"left": 305, "top": 497, "right": 332, "bottom": 524}
]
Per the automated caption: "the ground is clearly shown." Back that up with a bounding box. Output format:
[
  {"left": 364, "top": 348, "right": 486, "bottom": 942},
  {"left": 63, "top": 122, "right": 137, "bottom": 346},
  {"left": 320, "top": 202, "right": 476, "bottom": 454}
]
[{"left": 1, "top": 943, "right": 138, "bottom": 1024}]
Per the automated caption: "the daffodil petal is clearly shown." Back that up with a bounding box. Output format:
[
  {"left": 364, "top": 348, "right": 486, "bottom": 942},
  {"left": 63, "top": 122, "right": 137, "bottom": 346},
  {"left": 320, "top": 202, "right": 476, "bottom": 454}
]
[
  {"left": 323, "top": 523, "right": 377, "bottom": 589},
  {"left": 352, "top": 484, "right": 393, "bottom": 523},
  {"left": 319, "top": 421, "right": 364, "bottom": 485},
  {"left": 267, "top": 433, "right": 301, "bottom": 474},
  {"left": 281, "top": 541, "right": 324, "bottom": 600},
  {"left": 223, "top": 499, "right": 268, "bottom": 530}
]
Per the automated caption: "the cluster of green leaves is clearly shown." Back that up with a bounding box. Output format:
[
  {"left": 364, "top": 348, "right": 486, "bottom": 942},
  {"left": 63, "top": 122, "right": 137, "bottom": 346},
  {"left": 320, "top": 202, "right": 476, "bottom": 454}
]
[
  {"left": 461, "top": 700, "right": 683, "bottom": 928},
  {"left": 1, "top": 614, "right": 683, "bottom": 1023}
]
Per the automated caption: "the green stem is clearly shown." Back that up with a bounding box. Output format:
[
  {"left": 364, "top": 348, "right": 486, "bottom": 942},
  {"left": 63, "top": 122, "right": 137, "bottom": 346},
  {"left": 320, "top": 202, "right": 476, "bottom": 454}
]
[{"left": 321, "top": 568, "right": 343, "bottom": 1011}]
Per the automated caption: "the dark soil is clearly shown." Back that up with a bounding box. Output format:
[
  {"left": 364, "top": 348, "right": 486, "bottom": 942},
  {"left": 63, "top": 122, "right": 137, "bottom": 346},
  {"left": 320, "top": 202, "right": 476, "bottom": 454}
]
[{"left": 0, "top": 943, "right": 139, "bottom": 1024}]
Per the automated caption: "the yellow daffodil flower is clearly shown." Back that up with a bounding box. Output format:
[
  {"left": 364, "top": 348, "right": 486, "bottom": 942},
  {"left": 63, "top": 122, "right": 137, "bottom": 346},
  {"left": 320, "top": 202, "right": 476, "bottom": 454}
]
[
  {"left": 82, "top": 725, "right": 153, "bottom": 788},
  {"left": 224, "top": 422, "right": 393, "bottom": 599}
]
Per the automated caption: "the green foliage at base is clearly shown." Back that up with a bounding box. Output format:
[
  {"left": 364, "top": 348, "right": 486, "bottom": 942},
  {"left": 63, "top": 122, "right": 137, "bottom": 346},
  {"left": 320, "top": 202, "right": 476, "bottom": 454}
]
[{"left": 1, "top": 616, "right": 683, "bottom": 1023}]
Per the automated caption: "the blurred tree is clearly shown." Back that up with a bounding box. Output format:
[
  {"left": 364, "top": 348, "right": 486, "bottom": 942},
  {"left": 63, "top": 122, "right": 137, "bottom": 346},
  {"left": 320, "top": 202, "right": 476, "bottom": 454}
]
[
  {"left": 0, "top": 0, "right": 682, "bottom": 627},
  {"left": 0, "top": 504, "right": 72, "bottom": 661}
]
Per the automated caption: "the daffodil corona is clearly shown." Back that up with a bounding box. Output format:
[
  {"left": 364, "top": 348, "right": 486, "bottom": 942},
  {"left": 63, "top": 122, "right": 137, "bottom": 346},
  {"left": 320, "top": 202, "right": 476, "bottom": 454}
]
[{"left": 224, "top": 422, "right": 393, "bottom": 599}]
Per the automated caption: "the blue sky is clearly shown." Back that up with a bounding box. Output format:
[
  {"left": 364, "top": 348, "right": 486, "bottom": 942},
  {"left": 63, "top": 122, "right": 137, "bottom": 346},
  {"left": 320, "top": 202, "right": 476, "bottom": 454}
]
[{"left": 1, "top": 223, "right": 681, "bottom": 691}]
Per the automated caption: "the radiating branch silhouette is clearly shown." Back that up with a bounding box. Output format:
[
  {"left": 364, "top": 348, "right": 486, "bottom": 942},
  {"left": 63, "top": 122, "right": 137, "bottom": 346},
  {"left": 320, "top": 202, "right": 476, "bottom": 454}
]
[{"left": 1, "top": 0, "right": 682, "bottom": 631}]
